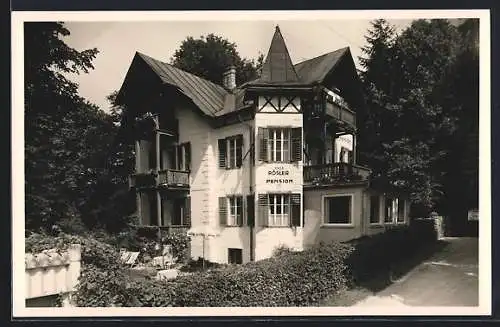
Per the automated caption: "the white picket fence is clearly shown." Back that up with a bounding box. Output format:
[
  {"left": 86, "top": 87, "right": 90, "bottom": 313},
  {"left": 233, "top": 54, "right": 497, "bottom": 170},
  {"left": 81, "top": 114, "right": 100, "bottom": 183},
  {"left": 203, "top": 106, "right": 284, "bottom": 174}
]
[{"left": 25, "top": 244, "right": 81, "bottom": 307}]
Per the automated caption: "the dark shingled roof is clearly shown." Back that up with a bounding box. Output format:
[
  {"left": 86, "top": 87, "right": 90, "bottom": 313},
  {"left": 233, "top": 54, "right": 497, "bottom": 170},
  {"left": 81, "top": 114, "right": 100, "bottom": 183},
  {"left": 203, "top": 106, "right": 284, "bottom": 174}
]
[
  {"left": 294, "top": 47, "right": 350, "bottom": 84},
  {"left": 137, "top": 52, "right": 228, "bottom": 116},
  {"left": 248, "top": 25, "right": 300, "bottom": 86},
  {"left": 118, "top": 29, "right": 358, "bottom": 118}
]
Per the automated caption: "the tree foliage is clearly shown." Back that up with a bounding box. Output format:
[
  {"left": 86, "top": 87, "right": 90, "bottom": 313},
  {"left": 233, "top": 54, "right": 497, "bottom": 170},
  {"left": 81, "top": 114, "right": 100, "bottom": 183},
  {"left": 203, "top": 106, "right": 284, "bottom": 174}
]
[
  {"left": 25, "top": 22, "right": 135, "bottom": 233},
  {"left": 170, "top": 34, "right": 264, "bottom": 86},
  {"left": 358, "top": 18, "right": 479, "bottom": 219}
]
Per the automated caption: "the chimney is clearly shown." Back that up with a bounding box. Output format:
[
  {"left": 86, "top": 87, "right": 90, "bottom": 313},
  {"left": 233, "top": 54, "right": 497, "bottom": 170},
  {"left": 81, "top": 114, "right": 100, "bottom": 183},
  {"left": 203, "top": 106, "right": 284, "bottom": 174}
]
[{"left": 223, "top": 65, "right": 236, "bottom": 91}]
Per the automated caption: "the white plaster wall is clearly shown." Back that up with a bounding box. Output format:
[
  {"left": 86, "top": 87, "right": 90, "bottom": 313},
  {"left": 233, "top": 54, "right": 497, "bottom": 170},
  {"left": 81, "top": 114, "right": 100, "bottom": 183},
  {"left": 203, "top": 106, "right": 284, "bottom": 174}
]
[
  {"left": 303, "top": 186, "right": 366, "bottom": 246},
  {"left": 252, "top": 96, "right": 304, "bottom": 259},
  {"left": 212, "top": 121, "right": 254, "bottom": 263},
  {"left": 175, "top": 106, "right": 214, "bottom": 261}
]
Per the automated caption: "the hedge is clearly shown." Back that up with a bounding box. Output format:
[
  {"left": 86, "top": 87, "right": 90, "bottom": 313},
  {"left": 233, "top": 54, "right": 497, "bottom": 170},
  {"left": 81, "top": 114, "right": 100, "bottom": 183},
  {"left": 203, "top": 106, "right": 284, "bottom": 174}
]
[
  {"left": 345, "top": 219, "right": 438, "bottom": 284},
  {"left": 25, "top": 220, "right": 437, "bottom": 307},
  {"left": 130, "top": 241, "right": 354, "bottom": 307}
]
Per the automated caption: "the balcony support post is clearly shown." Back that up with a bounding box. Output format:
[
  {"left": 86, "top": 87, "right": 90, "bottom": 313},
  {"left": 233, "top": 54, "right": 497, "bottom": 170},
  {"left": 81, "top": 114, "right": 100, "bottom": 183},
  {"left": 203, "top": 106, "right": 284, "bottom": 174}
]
[
  {"left": 353, "top": 133, "right": 357, "bottom": 165},
  {"left": 135, "top": 140, "right": 141, "bottom": 172}
]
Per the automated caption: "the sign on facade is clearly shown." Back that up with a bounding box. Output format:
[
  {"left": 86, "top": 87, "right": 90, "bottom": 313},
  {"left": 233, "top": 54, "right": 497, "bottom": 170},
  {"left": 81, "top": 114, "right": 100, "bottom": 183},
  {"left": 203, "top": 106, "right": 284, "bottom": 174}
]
[
  {"left": 468, "top": 209, "right": 479, "bottom": 221},
  {"left": 266, "top": 166, "right": 294, "bottom": 184}
]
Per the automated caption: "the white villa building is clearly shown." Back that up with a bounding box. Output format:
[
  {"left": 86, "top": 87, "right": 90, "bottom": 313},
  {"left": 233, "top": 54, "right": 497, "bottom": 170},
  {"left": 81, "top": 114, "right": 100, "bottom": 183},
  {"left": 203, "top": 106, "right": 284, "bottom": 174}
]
[{"left": 116, "top": 26, "right": 410, "bottom": 264}]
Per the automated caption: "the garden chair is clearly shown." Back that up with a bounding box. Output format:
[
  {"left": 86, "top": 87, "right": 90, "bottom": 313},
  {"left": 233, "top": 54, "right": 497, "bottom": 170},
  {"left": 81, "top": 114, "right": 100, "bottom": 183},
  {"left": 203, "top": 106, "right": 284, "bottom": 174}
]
[{"left": 120, "top": 251, "right": 140, "bottom": 268}]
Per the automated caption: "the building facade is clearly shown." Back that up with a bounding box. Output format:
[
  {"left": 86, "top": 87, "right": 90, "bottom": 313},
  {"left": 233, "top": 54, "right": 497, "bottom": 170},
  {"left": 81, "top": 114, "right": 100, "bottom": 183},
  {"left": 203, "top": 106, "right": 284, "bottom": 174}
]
[{"left": 116, "top": 26, "right": 410, "bottom": 264}]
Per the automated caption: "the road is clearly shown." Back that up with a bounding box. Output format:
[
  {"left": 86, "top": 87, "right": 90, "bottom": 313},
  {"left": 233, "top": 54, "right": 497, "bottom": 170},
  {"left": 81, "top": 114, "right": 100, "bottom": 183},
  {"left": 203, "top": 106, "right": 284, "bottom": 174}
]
[{"left": 354, "top": 237, "right": 479, "bottom": 307}]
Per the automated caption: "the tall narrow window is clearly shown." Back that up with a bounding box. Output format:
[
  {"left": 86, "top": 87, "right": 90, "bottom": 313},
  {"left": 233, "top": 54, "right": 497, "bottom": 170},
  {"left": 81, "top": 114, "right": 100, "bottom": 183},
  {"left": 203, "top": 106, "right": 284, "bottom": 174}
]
[
  {"left": 385, "top": 197, "right": 394, "bottom": 223},
  {"left": 219, "top": 135, "right": 243, "bottom": 169},
  {"left": 228, "top": 196, "right": 243, "bottom": 226},
  {"left": 369, "top": 195, "right": 380, "bottom": 224},
  {"left": 268, "top": 194, "right": 290, "bottom": 226},
  {"left": 397, "top": 199, "right": 405, "bottom": 223},
  {"left": 259, "top": 127, "right": 302, "bottom": 163}
]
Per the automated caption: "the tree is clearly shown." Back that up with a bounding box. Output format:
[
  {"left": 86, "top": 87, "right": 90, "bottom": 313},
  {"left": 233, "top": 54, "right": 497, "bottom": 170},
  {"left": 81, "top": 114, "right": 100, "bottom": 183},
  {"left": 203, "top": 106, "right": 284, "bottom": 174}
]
[
  {"left": 358, "top": 19, "right": 463, "bottom": 213},
  {"left": 24, "top": 22, "right": 135, "bottom": 233},
  {"left": 170, "top": 34, "right": 264, "bottom": 86}
]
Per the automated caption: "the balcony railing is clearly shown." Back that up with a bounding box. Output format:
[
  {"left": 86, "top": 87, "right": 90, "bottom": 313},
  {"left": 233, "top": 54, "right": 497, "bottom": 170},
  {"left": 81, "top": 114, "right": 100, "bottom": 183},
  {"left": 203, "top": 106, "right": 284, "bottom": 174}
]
[
  {"left": 303, "top": 163, "right": 371, "bottom": 186},
  {"left": 158, "top": 169, "right": 190, "bottom": 188},
  {"left": 129, "top": 169, "right": 190, "bottom": 189},
  {"left": 325, "top": 101, "right": 356, "bottom": 128},
  {"left": 129, "top": 173, "right": 156, "bottom": 189}
]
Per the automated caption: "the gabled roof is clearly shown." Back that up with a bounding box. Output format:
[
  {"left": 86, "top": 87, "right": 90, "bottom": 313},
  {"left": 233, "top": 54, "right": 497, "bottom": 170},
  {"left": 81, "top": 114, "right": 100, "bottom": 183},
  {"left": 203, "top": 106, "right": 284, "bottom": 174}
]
[
  {"left": 131, "top": 52, "right": 229, "bottom": 116},
  {"left": 116, "top": 28, "right": 363, "bottom": 119},
  {"left": 294, "top": 47, "right": 350, "bottom": 84},
  {"left": 248, "top": 26, "right": 300, "bottom": 86}
]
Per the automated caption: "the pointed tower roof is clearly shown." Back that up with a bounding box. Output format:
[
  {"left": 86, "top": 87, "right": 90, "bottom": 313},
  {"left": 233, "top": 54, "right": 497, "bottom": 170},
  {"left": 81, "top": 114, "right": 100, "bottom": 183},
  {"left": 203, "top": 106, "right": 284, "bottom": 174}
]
[{"left": 252, "top": 25, "right": 300, "bottom": 85}]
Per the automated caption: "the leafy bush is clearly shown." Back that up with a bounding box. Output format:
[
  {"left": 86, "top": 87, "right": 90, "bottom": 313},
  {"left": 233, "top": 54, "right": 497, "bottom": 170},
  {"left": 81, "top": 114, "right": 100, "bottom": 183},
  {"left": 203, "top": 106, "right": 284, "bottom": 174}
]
[
  {"left": 345, "top": 221, "right": 438, "bottom": 284},
  {"left": 179, "top": 258, "right": 225, "bottom": 272},
  {"left": 126, "top": 241, "right": 353, "bottom": 307},
  {"left": 272, "top": 244, "right": 294, "bottom": 257}
]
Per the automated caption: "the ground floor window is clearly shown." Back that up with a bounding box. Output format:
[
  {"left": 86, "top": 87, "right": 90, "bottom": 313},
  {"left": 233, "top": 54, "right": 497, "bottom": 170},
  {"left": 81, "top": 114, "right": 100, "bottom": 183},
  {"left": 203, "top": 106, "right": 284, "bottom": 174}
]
[
  {"left": 257, "top": 193, "right": 301, "bottom": 227},
  {"left": 369, "top": 195, "right": 380, "bottom": 224},
  {"left": 269, "top": 194, "right": 290, "bottom": 226},
  {"left": 384, "top": 197, "right": 394, "bottom": 223},
  {"left": 324, "top": 195, "right": 352, "bottom": 224},
  {"left": 171, "top": 197, "right": 191, "bottom": 226},
  {"left": 397, "top": 198, "right": 405, "bottom": 223},
  {"left": 228, "top": 248, "right": 242, "bottom": 264}
]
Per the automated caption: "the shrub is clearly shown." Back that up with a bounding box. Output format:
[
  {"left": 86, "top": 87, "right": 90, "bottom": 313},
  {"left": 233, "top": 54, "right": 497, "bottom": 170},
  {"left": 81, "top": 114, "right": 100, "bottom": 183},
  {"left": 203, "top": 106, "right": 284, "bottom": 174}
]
[
  {"left": 179, "top": 258, "right": 225, "bottom": 272},
  {"left": 129, "top": 241, "right": 353, "bottom": 307},
  {"left": 272, "top": 244, "right": 294, "bottom": 257},
  {"left": 345, "top": 222, "right": 438, "bottom": 284}
]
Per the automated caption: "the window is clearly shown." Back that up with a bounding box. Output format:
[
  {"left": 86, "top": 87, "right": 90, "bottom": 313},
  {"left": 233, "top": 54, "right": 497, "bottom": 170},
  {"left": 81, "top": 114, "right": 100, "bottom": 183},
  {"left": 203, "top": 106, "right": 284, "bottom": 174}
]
[
  {"left": 228, "top": 248, "right": 242, "bottom": 264},
  {"left": 385, "top": 197, "right": 394, "bottom": 223},
  {"left": 269, "top": 128, "right": 291, "bottom": 162},
  {"left": 258, "top": 127, "right": 302, "bottom": 163},
  {"left": 340, "top": 147, "right": 353, "bottom": 164},
  {"left": 228, "top": 196, "right": 243, "bottom": 226},
  {"left": 324, "top": 196, "right": 352, "bottom": 224},
  {"left": 219, "top": 195, "right": 244, "bottom": 226},
  {"left": 218, "top": 135, "right": 243, "bottom": 169},
  {"left": 171, "top": 197, "right": 191, "bottom": 226},
  {"left": 167, "top": 143, "right": 191, "bottom": 171},
  {"left": 369, "top": 195, "right": 380, "bottom": 224},
  {"left": 257, "top": 193, "right": 301, "bottom": 227},
  {"left": 268, "top": 194, "right": 290, "bottom": 226},
  {"left": 397, "top": 199, "right": 405, "bottom": 223}
]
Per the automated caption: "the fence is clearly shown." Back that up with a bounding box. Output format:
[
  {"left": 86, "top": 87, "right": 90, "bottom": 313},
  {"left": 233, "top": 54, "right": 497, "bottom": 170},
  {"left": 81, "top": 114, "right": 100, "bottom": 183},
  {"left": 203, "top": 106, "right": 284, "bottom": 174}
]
[{"left": 25, "top": 244, "right": 81, "bottom": 307}]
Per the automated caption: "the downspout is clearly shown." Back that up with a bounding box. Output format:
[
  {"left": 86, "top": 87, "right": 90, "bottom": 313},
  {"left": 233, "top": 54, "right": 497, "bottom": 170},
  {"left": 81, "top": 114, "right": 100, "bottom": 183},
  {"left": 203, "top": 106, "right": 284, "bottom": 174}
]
[{"left": 236, "top": 108, "right": 255, "bottom": 262}]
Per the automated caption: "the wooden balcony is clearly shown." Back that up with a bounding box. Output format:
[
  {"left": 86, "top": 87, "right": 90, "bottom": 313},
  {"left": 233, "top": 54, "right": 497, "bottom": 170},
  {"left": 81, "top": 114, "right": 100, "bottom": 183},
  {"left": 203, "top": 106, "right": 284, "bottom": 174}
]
[
  {"left": 303, "top": 163, "right": 371, "bottom": 187},
  {"left": 325, "top": 101, "right": 356, "bottom": 129},
  {"left": 129, "top": 169, "right": 190, "bottom": 190},
  {"left": 129, "top": 173, "right": 157, "bottom": 189},
  {"left": 157, "top": 169, "right": 190, "bottom": 189}
]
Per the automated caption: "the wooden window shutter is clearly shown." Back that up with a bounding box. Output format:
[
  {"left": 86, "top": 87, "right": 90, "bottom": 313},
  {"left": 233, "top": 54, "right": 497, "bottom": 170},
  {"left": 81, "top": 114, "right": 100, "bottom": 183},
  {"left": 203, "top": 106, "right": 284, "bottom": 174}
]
[
  {"left": 236, "top": 135, "right": 243, "bottom": 168},
  {"left": 218, "top": 138, "right": 227, "bottom": 168},
  {"left": 258, "top": 128, "right": 269, "bottom": 162},
  {"left": 246, "top": 194, "right": 255, "bottom": 227},
  {"left": 237, "top": 196, "right": 243, "bottom": 226},
  {"left": 291, "top": 127, "right": 302, "bottom": 162},
  {"left": 184, "top": 143, "right": 191, "bottom": 171},
  {"left": 290, "top": 193, "right": 301, "bottom": 227},
  {"left": 219, "top": 197, "right": 227, "bottom": 226},
  {"left": 184, "top": 196, "right": 191, "bottom": 226},
  {"left": 257, "top": 194, "right": 269, "bottom": 226}
]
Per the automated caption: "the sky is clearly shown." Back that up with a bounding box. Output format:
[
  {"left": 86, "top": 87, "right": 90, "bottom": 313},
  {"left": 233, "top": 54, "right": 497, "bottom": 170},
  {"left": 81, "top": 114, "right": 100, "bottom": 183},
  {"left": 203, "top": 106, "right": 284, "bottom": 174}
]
[{"left": 63, "top": 19, "right": 415, "bottom": 112}]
